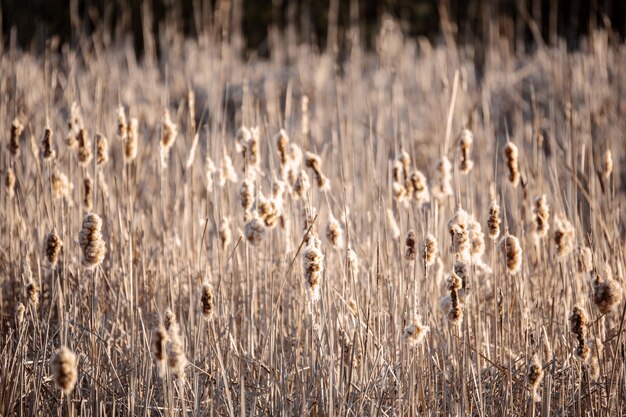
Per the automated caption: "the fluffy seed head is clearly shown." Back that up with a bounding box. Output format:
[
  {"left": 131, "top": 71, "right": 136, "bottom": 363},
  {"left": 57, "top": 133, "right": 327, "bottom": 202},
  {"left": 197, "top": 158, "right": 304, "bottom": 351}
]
[
  {"left": 51, "top": 170, "right": 73, "bottom": 201},
  {"left": 256, "top": 193, "right": 281, "bottom": 228},
  {"left": 45, "top": 230, "right": 62, "bottom": 266},
  {"left": 402, "top": 315, "right": 430, "bottom": 347},
  {"left": 499, "top": 233, "right": 522, "bottom": 274},
  {"left": 201, "top": 282, "right": 214, "bottom": 320},
  {"left": 83, "top": 177, "right": 93, "bottom": 211},
  {"left": 219, "top": 217, "right": 232, "bottom": 251},
  {"left": 95, "top": 133, "right": 109, "bottom": 165},
  {"left": 51, "top": 346, "right": 78, "bottom": 394},
  {"left": 245, "top": 213, "right": 266, "bottom": 246},
  {"left": 153, "top": 325, "right": 168, "bottom": 377},
  {"left": 5, "top": 168, "right": 15, "bottom": 199},
  {"left": 124, "top": 118, "right": 139, "bottom": 162},
  {"left": 160, "top": 109, "right": 178, "bottom": 168},
  {"left": 531, "top": 194, "right": 550, "bottom": 239},
  {"left": 15, "top": 302, "right": 25, "bottom": 325},
  {"left": 602, "top": 149, "right": 613, "bottom": 179},
  {"left": 27, "top": 281, "right": 39, "bottom": 306},
  {"left": 433, "top": 156, "right": 453, "bottom": 200},
  {"left": 239, "top": 179, "right": 254, "bottom": 212},
  {"left": 554, "top": 214, "right": 575, "bottom": 258},
  {"left": 405, "top": 230, "right": 417, "bottom": 261},
  {"left": 9, "top": 118, "right": 23, "bottom": 157},
  {"left": 504, "top": 141, "right": 520, "bottom": 186},
  {"left": 117, "top": 106, "right": 127, "bottom": 140},
  {"left": 569, "top": 305, "right": 588, "bottom": 336},
  {"left": 293, "top": 170, "right": 311, "bottom": 200},
  {"left": 422, "top": 233, "right": 438, "bottom": 267},
  {"left": 78, "top": 213, "right": 106, "bottom": 269},
  {"left": 76, "top": 128, "right": 92, "bottom": 166},
  {"left": 448, "top": 208, "right": 471, "bottom": 261},
  {"left": 458, "top": 128, "right": 474, "bottom": 173},
  {"left": 304, "top": 151, "right": 329, "bottom": 190},
  {"left": 326, "top": 213, "right": 344, "bottom": 248},
  {"left": 576, "top": 247, "right": 593, "bottom": 273},
  {"left": 592, "top": 265, "right": 622, "bottom": 314},
  {"left": 410, "top": 170, "right": 430, "bottom": 206},
  {"left": 487, "top": 198, "right": 501, "bottom": 240},
  {"left": 302, "top": 237, "right": 324, "bottom": 301},
  {"left": 41, "top": 127, "right": 56, "bottom": 161}
]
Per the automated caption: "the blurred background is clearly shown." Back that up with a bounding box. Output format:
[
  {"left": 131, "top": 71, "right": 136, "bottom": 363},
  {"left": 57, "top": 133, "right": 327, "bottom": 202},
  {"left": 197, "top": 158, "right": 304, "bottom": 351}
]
[{"left": 2, "top": 0, "right": 626, "bottom": 57}]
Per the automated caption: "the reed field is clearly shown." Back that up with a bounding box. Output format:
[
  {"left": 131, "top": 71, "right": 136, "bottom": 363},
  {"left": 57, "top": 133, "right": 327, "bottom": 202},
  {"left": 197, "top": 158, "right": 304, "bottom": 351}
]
[{"left": 1, "top": 8, "right": 626, "bottom": 417}]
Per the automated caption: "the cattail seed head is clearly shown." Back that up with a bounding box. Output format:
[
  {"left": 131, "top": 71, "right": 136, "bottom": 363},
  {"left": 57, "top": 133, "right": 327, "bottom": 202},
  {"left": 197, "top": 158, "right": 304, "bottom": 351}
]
[
  {"left": 410, "top": 170, "right": 430, "bottom": 207},
  {"left": 41, "top": 127, "right": 56, "bottom": 161},
  {"left": 201, "top": 282, "right": 214, "bottom": 320},
  {"left": 326, "top": 213, "right": 344, "bottom": 248},
  {"left": 51, "top": 170, "right": 73, "bottom": 201},
  {"left": 468, "top": 217, "right": 485, "bottom": 260},
  {"left": 5, "top": 168, "right": 16, "bottom": 199},
  {"left": 160, "top": 109, "right": 178, "bottom": 168},
  {"left": 164, "top": 308, "right": 179, "bottom": 333},
  {"left": 45, "top": 230, "right": 62, "bottom": 266},
  {"left": 9, "top": 118, "right": 23, "bottom": 157},
  {"left": 276, "top": 129, "right": 289, "bottom": 169},
  {"left": 526, "top": 353, "right": 543, "bottom": 401},
  {"left": 592, "top": 265, "right": 622, "bottom": 314},
  {"left": 499, "top": 233, "right": 522, "bottom": 274},
  {"left": 554, "top": 214, "right": 575, "bottom": 258},
  {"left": 219, "top": 217, "right": 232, "bottom": 251},
  {"left": 569, "top": 305, "right": 587, "bottom": 335},
  {"left": 95, "top": 133, "right": 109, "bottom": 165},
  {"left": 239, "top": 179, "right": 254, "bottom": 212},
  {"left": 448, "top": 208, "right": 471, "bottom": 261},
  {"left": 531, "top": 194, "right": 550, "bottom": 239},
  {"left": 256, "top": 192, "right": 281, "bottom": 228},
  {"left": 304, "top": 151, "right": 329, "bottom": 190},
  {"left": 27, "top": 281, "right": 39, "bottom": 306},
  {"left": 15, "top": 302, "right": 25, "bottom": 326},
  {"left": 166, "top": 326, "right": 187, "bottom": 378},
  {"left": 51, "top": 346, "right": 78, "bottom": 394},
  {"left": 302, "top": 237, "right": 324, "bottom": 301},
  {"left": 504, "top": 141, "right": 520, "bottom": 186},
  {"left": 117, "top": 106, "right": 127, "bottom": 140},
  {"left": 433, "top": 156, "right": 453, "bottom": 201},
  {"left": 245, "top": 213, "right": 266, "bottom": 246},
  {"left": 458, "top": 128, "right": 474, "bottom": 173},
  {"left": 83, "top": 177, "right": 93, "bottom": 211},
  {"left": 405, "top": 230, "right": 417, "bottom": 261},
  {"left": 346, "top": 247, "right": 359, "bottom": 278},
  {"left": 152, "top": 325, "right": 168, "bottom": 377},
  {"left": 293, "top": 170, "right": 311, "bottom": 200},
  {"left": 78, "top": 213, "right": 106, "bottom": 269},
  {"left": 124, "top": 117, "right": 139, "bottom": 162},
  {"left": 422, "top": 233, "right": 438, "bottom": 267},
  {"left": 235, "top": 126, "right": 252, "bottom": 153},
  {"left": 402, "top": 315, "right": 430, "bottom": 347},
  {"left": 248, "top": 126, "right": 261, "bottom": 172},
  {"left": 487, "top": 198, "right": 501, "bottom": 240},
  {"left": 221, "top": 153, "right": 238, "bottom": 184},
  {"left": 77, "top": 127, "right": 92, "bottom": 166}
]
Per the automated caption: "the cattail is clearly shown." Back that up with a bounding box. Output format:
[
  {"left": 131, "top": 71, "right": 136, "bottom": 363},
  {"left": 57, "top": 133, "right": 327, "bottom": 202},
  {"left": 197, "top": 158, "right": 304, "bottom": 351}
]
[
  {"left": 587, "top": 337, "right": 603, "bottom": 380},
  {"left": 15, "top": 302, "right": 25, "bottom": 326},
  {"left": 244, "top": 213, "right": 266, "bottom": 246},
  {"left": 405, "top": 230, "right": 417, "bottom": 261},
  {"left": 276, "top": 129, "right": 289, "bottom": 172},
  {"left": 499, "top": 233, "right": 522, "bottom": 274},
  {"left": 554, "top": 214, "right": 575, "bottom": 258},
  {"left": 201, "top": 282, "right": 214, "bottom": 320},
  {"left": 410, "top": 170, "right": 430, "bottom": 207},
  {"left": 41, "top": 126, "right": 56, "bottom": 161},
  {"left": 272, "top": 180, "right": 287, "bottom": 201},
  {"left": 446, "top": 273, "right": 463, "bottom": 324},
  {"left": 305, "top": 151, "right": 329, "bottom": 190},
  {"left": 402, "top": 315, "right": 430, "bottom": 347},
  {"left": 386, "top": 209, "right": 401, "bottom": 240},
  {"left": 339, "top": 327, "right": 362, "bottom": 367},
  {"left": 448, "top": 208, "right": 471, "bottom": 261},
  {"left": 77, "top": 127, "right": 92, "bottom": 166},
  {"left": 592, "top": 264, "right": 622, "bottom": 314},
  {"left": 433, "top": 156, "right": 453, "bottom": 201},
  {"left": 239, "top": 179, "right": 254, "bottom": 212},
  {"left": 422, "top": 233, "right": 438, "bottom": 267},
  {"left": 117, "top": 105, "right": 127, "bottom": 140},
  {"left": 51, "top": 170, "right": 73, "bottom": 201},
  {"left": 45, "top": 230, "right": 62, "bottom": 266},
  {"left": 65, "top": 103, "right": 81, "bottom": 148},
  {"left": 5, "top": 168, "right": 15, "bottom": 199},
  {"left": 602, "top": 149, "right": 613, "bottom": 179},
  {"left": 487, "top": 197, "right": 501, "bottom": 240},
  {"left": 164, "top": 308, "right": 179, "bottom": 333},
  {"left": 152, "top": 325, "right": 168, "bottom": 377},
  {"left": 51, "top": 346, "right": 78, "bottom": 394},
  {"left": 526, "top": 353, "right": 543, "bottom": 402},
  {"left": 248, "top": 127, "right": 261, "bottom": 172},
  {"left": 221, "top": 153, "right": 238, "bottom": 183},
  {"left": 219, "top": 217, "right": 232, "bottom": 251},
  {"left": 569, "top": 305, "right": 590, "bottom": 361},
  {"left": 504, "top": 141, "right": 520, "bottom": 187},
  {"left": 205, "top": 156, "right": 216, "bottom": 190},
  {"left": 124, "top": 117, "right": 138, "bottom": 162},
  {"left": 78, "top": 213, "right": 106, "bottom": 269},
  {"left": 302, "top": 236, "right": 324, "bottom": 301},
  {"left": 458, "top": 128, "right": 474, "bottom": 173},
  {"left": 166, "top": 326, "right": 187, "bottom": 378},
  {"left": 256, "top": 193, "right": 281, "bottom": 228},
  {"left": 9, "top": 118, "right": 23, "bottom": 157},
  {"left": 160, "top": 109, "right": 178, "bottom": 168},
  {"left": 576, "top": 247, "right": 593, "bottom": 273},
  {"left": 27, "top": 281, "right": 39, "bottom": 306},
  {"left": 531, "top": 195, "right": 550, "bottom": 240},
  {"left": 83, "top": 177, "right": 93, "bottom": 211},
  {"left": 95, "top": 133, "right": 108, "bottom": 166},
  {"left": 468, "top": 217, "right": 485, "bottom": 260},
  {"left": 399, "top": 150, "right": 411, "bottom": 179},
  {"left": 346, "top": 247, "right": 359, "bottom": 278},
  {"left": 326, "top": 213, "right": 344, "bottom": 248},
  {"left": 293, "top": 170, "right": 310, "bottom": 200},
  {"left": 235, "top": 126, "right": 252, "bottom": 153}
]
